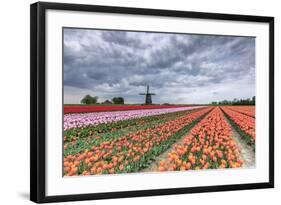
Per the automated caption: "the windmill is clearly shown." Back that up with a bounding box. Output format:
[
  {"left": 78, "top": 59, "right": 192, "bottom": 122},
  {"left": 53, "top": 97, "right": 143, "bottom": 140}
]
[{"left": 139, "top": 85, "right": 156, "bottom": 105}]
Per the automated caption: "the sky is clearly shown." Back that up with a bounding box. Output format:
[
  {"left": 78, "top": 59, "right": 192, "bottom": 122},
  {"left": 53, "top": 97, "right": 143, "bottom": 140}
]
[{"left": 63, "top": 28, "right": 255, "bottom": 104}]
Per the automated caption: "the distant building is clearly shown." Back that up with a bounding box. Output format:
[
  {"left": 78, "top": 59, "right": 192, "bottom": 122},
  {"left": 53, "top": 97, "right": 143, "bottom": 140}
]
[{"left": 102, "top": 100, "right": 112, "bottom": 104}]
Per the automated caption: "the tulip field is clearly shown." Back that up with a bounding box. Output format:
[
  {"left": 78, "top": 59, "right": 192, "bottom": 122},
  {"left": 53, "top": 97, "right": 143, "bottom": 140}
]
[
  {"left": 63, "top": 105, "right": 255, "bottom": 176},
  {"left": 221, "top": 106, "right": 255, "bottom": 146}
]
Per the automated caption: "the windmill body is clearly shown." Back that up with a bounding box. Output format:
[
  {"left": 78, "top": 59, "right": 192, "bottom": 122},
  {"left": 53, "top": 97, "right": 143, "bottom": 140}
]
[{"left": 139, "top": 85, "right": 156, "bottom": 105}]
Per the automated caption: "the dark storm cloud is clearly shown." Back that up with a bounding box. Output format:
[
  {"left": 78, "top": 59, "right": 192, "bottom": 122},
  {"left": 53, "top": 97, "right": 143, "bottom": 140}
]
[
  {"left": 101, "top": 31, "right": 147, "bottom": 49},
  {"left": 63, "top": 28, "right": 255, "bottom": 104}
]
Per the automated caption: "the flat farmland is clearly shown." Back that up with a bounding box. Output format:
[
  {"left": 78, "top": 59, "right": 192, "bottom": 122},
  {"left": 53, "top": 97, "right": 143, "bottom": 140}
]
[
  {"left": 64, "top": 105, "right": 192, "bottom": 114},
  {"left": 63, "top": 105, "right": 255, "bottom": 176}
]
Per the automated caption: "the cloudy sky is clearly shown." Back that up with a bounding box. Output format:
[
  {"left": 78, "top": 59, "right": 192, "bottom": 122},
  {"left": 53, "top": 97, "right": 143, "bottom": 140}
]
[{"left": 64, "top": 28, "right": 255, "bottom": 104}]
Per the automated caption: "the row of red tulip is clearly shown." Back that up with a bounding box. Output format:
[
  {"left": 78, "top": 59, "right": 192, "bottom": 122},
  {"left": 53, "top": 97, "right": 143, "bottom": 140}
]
[{"left": 64, "top": 105, "right": 188, "bottom": 114}]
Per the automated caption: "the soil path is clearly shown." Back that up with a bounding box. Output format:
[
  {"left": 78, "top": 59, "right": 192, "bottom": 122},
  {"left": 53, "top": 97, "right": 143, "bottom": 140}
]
[
  {"left": 224, "top": 116, "right": 255, "bottom": 168},
  {"left": 141, "top": 131, "right": 189, "bottom": 172}
]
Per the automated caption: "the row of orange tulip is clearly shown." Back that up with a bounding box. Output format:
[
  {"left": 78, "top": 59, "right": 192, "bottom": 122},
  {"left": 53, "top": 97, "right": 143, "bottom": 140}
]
[
  {"left": 64, "top": 107, "right": 213, "bottom": 176},
  {"left": 157, "top": 107, "right": 243, "bottom": 171},
  {"left": 221, "top": 106, "right": 255, "bottom": 141},
  {"left": 227, "top": 106, "right": 255, "bottom": 118}
]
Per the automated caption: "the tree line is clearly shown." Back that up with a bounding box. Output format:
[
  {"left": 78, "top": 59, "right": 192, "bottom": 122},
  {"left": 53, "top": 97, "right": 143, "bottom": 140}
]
[
  {"left": 211, "top": 96, "right": 255, "bottom": 105},
  {"left": 80, "top": 95, "right": 125, "bottom": 105}
]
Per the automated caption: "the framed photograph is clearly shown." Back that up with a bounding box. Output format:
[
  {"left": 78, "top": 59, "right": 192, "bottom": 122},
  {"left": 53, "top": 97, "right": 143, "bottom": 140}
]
[{"left": 30, "top": 1, "right": 274, "bottom": 203}]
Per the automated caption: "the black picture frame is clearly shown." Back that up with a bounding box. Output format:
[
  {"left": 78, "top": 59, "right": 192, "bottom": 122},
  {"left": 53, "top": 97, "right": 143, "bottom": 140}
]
[{"left": 30, "top": 1, "right": 274, "bottom": 203}]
